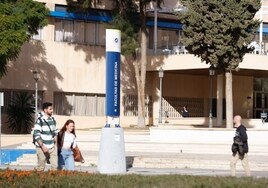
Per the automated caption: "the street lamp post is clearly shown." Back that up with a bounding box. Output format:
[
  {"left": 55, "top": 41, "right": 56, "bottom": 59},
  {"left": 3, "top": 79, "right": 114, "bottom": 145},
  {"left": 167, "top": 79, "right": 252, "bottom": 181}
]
[
  {"left": 209, "top": 66, "right": 215, "bottom": 128},
  {"left": 158, "top": 67, "right": 164, "bottom": 124},
  {"left": 32, "top": 69, "right": 40, "bottom": 120}
]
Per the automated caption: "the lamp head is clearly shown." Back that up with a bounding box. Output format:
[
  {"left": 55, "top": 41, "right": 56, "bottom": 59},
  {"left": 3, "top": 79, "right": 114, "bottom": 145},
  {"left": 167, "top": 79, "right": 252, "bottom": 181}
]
[
  {"left": 158, "top": 67, "right": 164, "bottom": 78},
  {"left": 33, "top": 69, "right": 40, "bottom": 82},
  {"left": 209, "top": 65, "right": 215, "bottom": 76}
]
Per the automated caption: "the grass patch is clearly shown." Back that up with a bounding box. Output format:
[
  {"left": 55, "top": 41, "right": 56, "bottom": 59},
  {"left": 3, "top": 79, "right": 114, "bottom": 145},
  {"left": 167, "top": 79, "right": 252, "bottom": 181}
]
[{"left": 0, "top": 169, "right": 267, "bottom": 188}]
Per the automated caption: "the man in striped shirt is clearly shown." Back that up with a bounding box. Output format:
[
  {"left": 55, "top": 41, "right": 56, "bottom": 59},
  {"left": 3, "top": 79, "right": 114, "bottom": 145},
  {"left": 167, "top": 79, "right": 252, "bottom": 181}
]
[{"left": 33, "top": 102, "right": 58, "bottom": 171}]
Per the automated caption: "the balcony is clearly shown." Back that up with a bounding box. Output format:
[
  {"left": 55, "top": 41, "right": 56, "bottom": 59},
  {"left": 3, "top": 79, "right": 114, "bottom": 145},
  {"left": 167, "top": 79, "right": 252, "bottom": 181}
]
[
  {"left": 148, "top": 44, "right": 188, "bottom": 56},
  {"left": 148, "top": 40, "right": 268, "bottom": 56},
  {"left": 147, "top": 50, "right": 268, "bottom": 74}
]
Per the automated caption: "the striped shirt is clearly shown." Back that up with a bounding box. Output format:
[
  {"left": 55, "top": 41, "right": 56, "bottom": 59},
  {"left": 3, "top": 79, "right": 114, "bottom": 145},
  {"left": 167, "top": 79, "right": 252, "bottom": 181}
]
[{"left": 33, "top": 113, "right": 58, "bottom": 149}]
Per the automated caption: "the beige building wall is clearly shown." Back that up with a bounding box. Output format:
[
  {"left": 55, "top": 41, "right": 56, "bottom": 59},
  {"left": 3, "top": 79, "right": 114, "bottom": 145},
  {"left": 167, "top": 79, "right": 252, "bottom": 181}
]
[
  {"left": 1, "top": 40, "right": 106, "bottom": 98},
  {"left": 162, "top": 73, "right": 209, "bottom": 98},
  {"left": 1, "top": 0, "right": 268, "bottom": 132},
  {"left": 0, "top": 42, "right": 266, "bottom": 129},
  {"left": 233, "top": 76, "right": 254, "bottom": 119}
]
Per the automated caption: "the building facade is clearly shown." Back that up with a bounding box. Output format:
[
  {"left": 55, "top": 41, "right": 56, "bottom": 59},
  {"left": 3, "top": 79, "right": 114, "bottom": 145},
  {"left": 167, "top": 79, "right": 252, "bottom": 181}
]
[{"left": 1, "top": 0, "right": 268, "bottom": 132}]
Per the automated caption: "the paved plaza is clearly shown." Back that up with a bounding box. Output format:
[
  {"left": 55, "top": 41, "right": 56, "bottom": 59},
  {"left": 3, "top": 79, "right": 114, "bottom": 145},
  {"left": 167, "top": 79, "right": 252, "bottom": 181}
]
[{"left": 1, "top": 128, "right": 268, "bottom": 178}]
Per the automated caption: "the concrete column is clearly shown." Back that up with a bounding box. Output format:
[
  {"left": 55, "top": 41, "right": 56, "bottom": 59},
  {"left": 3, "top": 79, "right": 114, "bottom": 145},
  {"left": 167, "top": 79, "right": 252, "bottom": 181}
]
[
  {"left": 98, "top": 128, "right": 126, "bottom": 174},
  {"left": 152, "top": 72, "right": 159, "bottom": 125},
  {"left": 217, "top": 74, "right": 223, "bottom": 127}
]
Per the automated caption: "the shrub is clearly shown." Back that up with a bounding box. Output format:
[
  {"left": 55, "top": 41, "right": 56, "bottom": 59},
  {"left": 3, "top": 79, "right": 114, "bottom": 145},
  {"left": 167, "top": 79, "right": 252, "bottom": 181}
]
[
  {"left": 6, "top": 92, "right": 35, "bottom": 134},
  {"left": 0, "top": 169, "right": 268, "bottom": 188}
]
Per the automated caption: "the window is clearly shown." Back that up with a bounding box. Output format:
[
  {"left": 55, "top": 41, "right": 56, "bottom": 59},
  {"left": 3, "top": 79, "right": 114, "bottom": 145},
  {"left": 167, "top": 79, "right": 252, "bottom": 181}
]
[
  {"left": 253, "top": 78, "right": 268, "bottom": 118},
  {"left": 55, "top": 19, "right": 74, "bottom": 42},
  {"left": 254, "top": 78, "right": 268, "bottom": 92},
  {"left": 54, "top": 19, "right": 105, "bottom": 45},
  {"left": 123, "top": 95, "right": 152, "bottom": 117},
  {"left": 158, "top": 29, "right": 179, "bottom": 49},
  {"left": 32, "top": 28, "right": 43, "bottom": 40},
  {"left": 149, "top": 28, "right": 182, "bottom": 49},
  {"left": 75, "top": 21, "right": 85, "bottom": 44},
  {"left": 85, "top": 22, "right": 96, "bottom": 45},
  {"left": 55, "top": 19, "right": 64, "bottom": 42},
  {"left": 161, "top": 96, "right": 204, "bottom": 117},
  {"left": 54, "top": 92, "right": 105, "bottom": 116},
  {"left": 63, "top": 20, "right": 74, "bottom": 42},
  {"left": 55, "top": 5, "right": 67, "bottom": 12},
  {"left": 254, "top": 78, "right": 262, "bottom": 91},
  {"left": 96, "top": 23, "right": 105, "bottom": 46}
]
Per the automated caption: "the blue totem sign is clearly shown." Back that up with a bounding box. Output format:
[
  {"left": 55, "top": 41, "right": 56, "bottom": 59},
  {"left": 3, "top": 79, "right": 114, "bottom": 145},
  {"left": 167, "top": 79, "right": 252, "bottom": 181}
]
[
  {"left": 98, "top": 29, "right": 126, "bottom": 174},
  {"left": 105, "top": 29, "right": 121, "bottom": 128}
]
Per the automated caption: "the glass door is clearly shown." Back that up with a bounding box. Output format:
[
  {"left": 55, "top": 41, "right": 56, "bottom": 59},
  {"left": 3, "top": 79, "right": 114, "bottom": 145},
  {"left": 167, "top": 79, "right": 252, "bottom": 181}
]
[{"left": 254, "top": 91, "right": 268, "bottom": 118}]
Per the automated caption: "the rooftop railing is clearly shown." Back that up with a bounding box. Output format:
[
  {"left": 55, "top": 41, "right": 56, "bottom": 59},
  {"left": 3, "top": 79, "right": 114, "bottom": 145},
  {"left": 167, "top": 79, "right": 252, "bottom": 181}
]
[{"left": 148, "top": 41, "right": 268, "bottom": 56}]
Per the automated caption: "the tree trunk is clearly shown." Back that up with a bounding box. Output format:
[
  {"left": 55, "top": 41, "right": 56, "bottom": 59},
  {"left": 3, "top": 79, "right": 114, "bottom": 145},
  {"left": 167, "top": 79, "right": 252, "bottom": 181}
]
[
  {"left": 225, "top": 72, "right": 233, "bottom": 128},
  {"left": 134, "top": 59, "right": 145, "bottom": 128},
  {"left": 136, "top": 0, "right": 147, "bottom": 128}
]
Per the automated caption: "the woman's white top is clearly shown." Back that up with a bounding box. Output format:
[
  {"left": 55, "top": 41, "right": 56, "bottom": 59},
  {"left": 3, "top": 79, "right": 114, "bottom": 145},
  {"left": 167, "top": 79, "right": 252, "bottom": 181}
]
[{"left": 62, "top": 132, "right": 77, "bottom": 149}]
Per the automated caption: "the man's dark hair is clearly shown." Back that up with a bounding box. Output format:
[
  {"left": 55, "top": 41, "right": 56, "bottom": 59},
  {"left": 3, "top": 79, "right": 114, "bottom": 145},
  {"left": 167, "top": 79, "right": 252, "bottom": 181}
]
[{"left": 42, "top": 102, "right": 53, "bottom": 110}]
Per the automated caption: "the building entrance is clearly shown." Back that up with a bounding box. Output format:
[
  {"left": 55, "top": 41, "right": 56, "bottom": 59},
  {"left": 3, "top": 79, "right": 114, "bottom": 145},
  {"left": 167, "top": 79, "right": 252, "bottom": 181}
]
[{"left": 254, "top": 78, "right": 268, "bottom": 118}]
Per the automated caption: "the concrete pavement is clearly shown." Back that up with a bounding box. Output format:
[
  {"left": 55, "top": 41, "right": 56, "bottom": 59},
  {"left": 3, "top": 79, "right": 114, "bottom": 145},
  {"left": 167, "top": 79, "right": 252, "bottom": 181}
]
[
  {"left": 1, "top": 164, "right": 268, "bottom": 178},
  {"left": 1, "top": 128, "right": 268, "bottom": 178},
  {"left": 0, "top": 134, "right": 33, "bottom": 148}
]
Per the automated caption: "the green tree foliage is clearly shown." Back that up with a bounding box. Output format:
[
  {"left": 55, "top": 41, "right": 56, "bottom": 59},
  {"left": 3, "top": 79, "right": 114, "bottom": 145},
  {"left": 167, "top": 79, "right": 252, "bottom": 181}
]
[
  {"left": 108, "top": 0, "right": 163, "bottom": 56},
  {"left": 0, "top": 0, "right": 49, "bottom": 77},
  {"left": 109, "top": 0, "right": 163, "bottom": 127},
  {"left": 7, "top": 92, "right": 35, "bottom": 134},
  {"left": 179, "top": 0, "right": 261, "bottom": 72},
  {"left": 108, "top": 0, "right": 139, "bottom": 57},
  {"left": 66, "top": 0, "right": 101, "bottom": 12},
  {"left": 178, "top": 0, "right": 261, "bottom": 128},
  {"left": 66, "top": 0, "right": 162, "bottom": 127}
]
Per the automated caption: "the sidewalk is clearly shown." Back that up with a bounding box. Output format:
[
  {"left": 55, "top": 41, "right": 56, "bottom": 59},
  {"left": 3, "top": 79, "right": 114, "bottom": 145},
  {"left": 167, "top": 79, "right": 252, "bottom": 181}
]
[
  {"left": 1, "top": 164, "right": 268, "bottom": 178},
  {"left": 1, "top": 129, "right": 268, "bottom": 178},
  {"left": 0, "top": 134, "right": 32, "bottom": 148}
]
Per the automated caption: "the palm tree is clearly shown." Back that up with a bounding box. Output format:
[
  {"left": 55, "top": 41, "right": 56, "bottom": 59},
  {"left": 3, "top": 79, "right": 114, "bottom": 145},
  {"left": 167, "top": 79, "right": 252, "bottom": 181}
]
[{"left": 7, "top": 92, "right": 35, "bottom": 134}]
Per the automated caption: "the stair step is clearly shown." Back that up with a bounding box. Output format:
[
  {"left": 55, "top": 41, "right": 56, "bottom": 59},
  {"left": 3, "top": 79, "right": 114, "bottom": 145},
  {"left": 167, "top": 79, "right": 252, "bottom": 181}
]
[
  {"left": 9, "top": 131, "right": 268, "bottom": 171},
  {"left": 17, "top": 142, "right": 268, "bottom": 156},
  {"left": 10, "top": 153, "right": 268, "bottom": 171}
]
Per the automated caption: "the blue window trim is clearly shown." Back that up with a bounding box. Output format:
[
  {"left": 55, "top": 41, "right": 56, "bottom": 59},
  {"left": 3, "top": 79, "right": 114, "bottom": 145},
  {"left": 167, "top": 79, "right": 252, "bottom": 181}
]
[
  {"left": 50, "top": 11, "right": 112, "bottom": 22},
  {"left": 260, "top": 27, "right": 268, "bottom": 34},
  {"left": 146, "top": 21, "right": 268, "bottom": 34},
  {"left": 50, "top": 10, "right": 268, "bottom": 34},
  {"left": 263, "top": 29, "right": 268, "bottom": 34},
  {"left": 146, "top": 21, "right": 183, "bottom": 30},
  {"left": 50, "top": 11, "right": 182, "bottom": 30}
]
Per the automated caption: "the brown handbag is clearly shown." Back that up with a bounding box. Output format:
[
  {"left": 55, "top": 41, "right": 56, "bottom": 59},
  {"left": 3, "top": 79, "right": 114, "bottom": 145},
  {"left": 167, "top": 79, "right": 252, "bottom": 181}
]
[{"left": 73, "top": 145, "right": 85, "bottom": 163}]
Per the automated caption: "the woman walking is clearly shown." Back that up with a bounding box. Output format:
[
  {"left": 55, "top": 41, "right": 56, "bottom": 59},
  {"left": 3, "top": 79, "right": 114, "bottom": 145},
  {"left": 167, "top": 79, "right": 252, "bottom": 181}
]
[{"left": 57, "top": 119, "right": 77, "bottom": 171}]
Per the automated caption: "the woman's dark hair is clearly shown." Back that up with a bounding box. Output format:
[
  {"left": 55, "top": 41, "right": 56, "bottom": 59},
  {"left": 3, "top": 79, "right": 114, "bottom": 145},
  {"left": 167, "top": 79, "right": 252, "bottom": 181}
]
[{"left": 60, "top": 119, "right": 76, "bottom": 137}]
